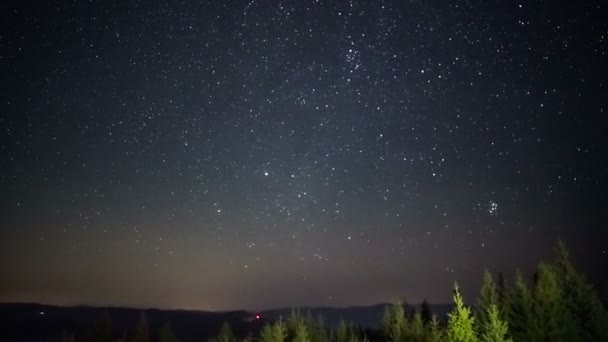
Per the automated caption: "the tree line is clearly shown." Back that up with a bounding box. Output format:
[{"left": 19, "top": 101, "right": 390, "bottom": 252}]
[{"left": 61, "top": 241, "right": 608, "bottom": 342}]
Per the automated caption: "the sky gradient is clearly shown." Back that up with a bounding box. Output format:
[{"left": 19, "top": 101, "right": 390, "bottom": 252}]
[{"left": 1, "top": 0, "right": 607, "bottom": 310}]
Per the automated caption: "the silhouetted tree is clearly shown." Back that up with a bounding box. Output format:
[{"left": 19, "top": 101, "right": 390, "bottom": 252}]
[
  {"left": 420, "top": 299, "right": 432, "bottom": 325},
  {"left": 496, "top": 272, "right": 507, "bottom": 311},
  {"left": 446, "top": 283, "right": 477, "bottom": 342},
  {"left": 479, "top": 304, "right": 511, "bottom": 342}
]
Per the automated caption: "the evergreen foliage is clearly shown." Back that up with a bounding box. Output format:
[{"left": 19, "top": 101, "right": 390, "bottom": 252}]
[
  {"left": 446, "top": 283, "right": 477, "bottom": 342},
  {"left": 381, "top": 303, "right": 408, "bottom": 342},
  {"left": 479, "top": 304, "right": 511, "bottom": 342},
  {"left": 216, "top": 322, "right": 237, "bottom": 342},
  {"left": 424, "top": 315, "right": 443, "bottom": 342}
]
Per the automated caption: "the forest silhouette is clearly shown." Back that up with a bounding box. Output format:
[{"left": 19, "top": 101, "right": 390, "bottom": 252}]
[{"left": 46, "top": 241, "right": 608, "bottom": 342}]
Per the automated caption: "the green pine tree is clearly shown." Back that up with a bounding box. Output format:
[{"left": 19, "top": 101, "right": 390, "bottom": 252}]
[
  {"left": 553, "top": 240, "right": 608, "bottom": 341},
  {"left": 409, "top": 312, "right": 425, "bottom": 342},
  {"left": 381, "top": 303, "right": 408, "bottom": 342},
  {"left": 446, "top": 283, "right": 477, "bottom": 342},
  {"left": 259, "top": 323, "right": 275, "bottom": 342},
  {"left": 272, "top": 318, "right": 287, "bottom": 342},
  {"left": 293, "top": 321, "right": 309, "bottom": 342},
  {"left": 424, "top": 315, "right": 444, "bottom": 342},
  {"left": 309, "top": 314, "right": 328, "bottom": 342},
  {"left": 336, "top": 319, "right": 348, "bottom": 342},
  {"left": 533, "top": 262, "right": 578, "bottom": 342},
  {"left": 217, "top": 322, "right": 237, "bottom": 342},
  {"left": 476, "top": 270, "right": 498, "bottom": 330},
  {"left": 479, "top": 304, "right": 511, "bottom": 342},
  {"left": 503, "top": 270, "right": 541, "bottom": 341}
]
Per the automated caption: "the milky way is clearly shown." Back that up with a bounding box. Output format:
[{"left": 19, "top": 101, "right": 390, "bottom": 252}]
[{"left": 1, "top": 1, "right": 607, "bottom": 310}]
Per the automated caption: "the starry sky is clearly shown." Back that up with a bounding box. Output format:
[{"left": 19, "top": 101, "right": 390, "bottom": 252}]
[{"left": 1, "top": 0, "right": 607, "bottom": 311}]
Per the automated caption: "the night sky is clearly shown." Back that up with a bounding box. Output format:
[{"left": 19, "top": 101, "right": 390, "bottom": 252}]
[{"left": 1, "top": 1, "right": 607, "bottom": 311}]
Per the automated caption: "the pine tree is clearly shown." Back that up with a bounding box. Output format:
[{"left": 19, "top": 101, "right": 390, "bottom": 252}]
[
  {"left": 259, "top": 324, "right": 275, "bottom": 342},
  {"left": 217, "top": 322, "right": 237, "bottom": 342},
  {"left": 309, "top": 314, "right": 328, "bottom": 342},
  {"left": 272, "top": 318, "right": 287, "bottom": 342},
  {"left": 533, "top": 262, "right": 577, "bottom": 342},
  {"left": 503, "top": 270, "right": 541, "bottom": 341},
  {"left": 293, "top": 319, "right": 310, "bottom": 342},
  {"left": 476, "top": 270, "right": 498, "bottom": 329},
  {"left": 159, "top": 323, "right": 177, "bottom": 342},
  {"left": 131, "top": 312, "right": 149, "bottom": 342},
  {"left": 336, "top": 319, "right": 348, "bottom": 342},
  {"left": 409, "top": 312, "right": 425, "bottom": 342},
  {"left": 553, "top": 240, "right": 608, "bottom": 341},
  {"left": 479, "top": 304, "right": 511, "bottom": 342},
  {"left": 446, "top": 283, "right": 477, "bottom": 342},
  {"left": 424, "top": 315, "right": 443, "bottom": 342},
  {"left": 381, "top": 303, "right": 408, "bottom": 342}
]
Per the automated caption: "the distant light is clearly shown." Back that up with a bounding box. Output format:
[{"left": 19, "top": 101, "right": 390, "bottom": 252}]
[
  {"left": 39, "top": 311, "right": 45, "bottom": 315},
  {"left": 255, "top": 314, "right": 261, "bottom": 320},
  {"left": 264, "top": 171, "right": 269, "bottom": 176}
]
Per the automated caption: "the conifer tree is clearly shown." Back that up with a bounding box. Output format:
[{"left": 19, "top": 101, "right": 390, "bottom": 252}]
[
  {"left": 293, "top": 319, "right": 310, "bottom": 342},
  {"left": 336, "top": 319, "right": 348, "bottom": 342},
  {"left": 217, "top": 322, "right": 237, "bottom": 342},
  {"left": 446, "top": 283, "right": 477, "bottom": 342},
  {"left": 309, "top": 314, "right": 328, "bottom": 342},
  {"left": 424, "top": 315, "right": 443, "bottom": 342},
  {"left": 476, "top": 270, "right": 498, "bottom": 329},
  {"left": 533, "top": 262, "right": 577, "bottom": 342},
  {"left": 259, "top": 324, "right": 275, "bottom": 342},
  {"left": 409, "top": 312, "right": 425, "bottom": 342},
  {"left": 479, "top": 304, "right": 511, "bottom": 342},
  {"left": 272, "top": 318, "right": 287, "bottom": 342},
  {"left": 503, "top": 270, "right": 541, "bottom": 341},
  {"left": 553, "top": 240, "right": 608, "bottom": 341},
  {"left": 381, "top": 303, "right": 407, "bottom": 342}
]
